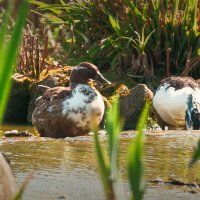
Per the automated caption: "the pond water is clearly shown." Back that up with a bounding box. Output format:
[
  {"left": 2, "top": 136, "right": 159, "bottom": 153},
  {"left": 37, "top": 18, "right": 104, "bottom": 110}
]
[{"left": 1, "top": 124, "right": 200, "bottom": 200}]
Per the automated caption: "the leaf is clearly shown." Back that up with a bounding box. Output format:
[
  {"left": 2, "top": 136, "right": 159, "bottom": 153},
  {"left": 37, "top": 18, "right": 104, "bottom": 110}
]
[
  {"left": 29, "top": 0, "right": 62, "bottom": 14},
  {"left": 106, "top": 98, "right": 120, "bottom": 168},
  {"left": 42, "top": 13, "right": 65, "bottom": 23},
  {"left": 144, "top": 29, "right": 156, "bottom": 46},
  {"left": 92, "top": 120, "right": 111, "bottom": 199},
  {"left": 128, "top": 102, "right": 150, "bottom": 200},
  {"left": 128, "top": 132, "right": 144, "bottom": 200},
  {"left": 93, "top": 97, "right": 126, "bottom": 200},
  {"left": 75, "top": 30, "right": 89, "bottom": 42},
  {"left": 107, "top": 98, "right": 126, "bottom": 200},
  {"left": 109, "top": 15, "right": 120, "bottom": 32},
  {"left": 14, "top": 172, "right": 34, "bottom": 200},
  {"left": 0, "top": 0, "right": 28, "bottom": 123},
  {"left": 123, "top": 0, "right": 144, "bottom": 21},
  {"left": 0, "top": 3, "right": 12, "bottom": 53}
]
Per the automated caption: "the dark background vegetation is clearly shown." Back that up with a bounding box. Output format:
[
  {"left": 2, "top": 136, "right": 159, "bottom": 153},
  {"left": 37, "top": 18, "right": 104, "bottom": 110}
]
[{"left": 0, "top": 0, "right": 200, "bottom": 87}]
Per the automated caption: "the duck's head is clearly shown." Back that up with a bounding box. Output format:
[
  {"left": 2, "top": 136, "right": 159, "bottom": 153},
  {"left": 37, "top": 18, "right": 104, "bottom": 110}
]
[{"left": 69, "top": 62, "right": 111, "bottom": 86}]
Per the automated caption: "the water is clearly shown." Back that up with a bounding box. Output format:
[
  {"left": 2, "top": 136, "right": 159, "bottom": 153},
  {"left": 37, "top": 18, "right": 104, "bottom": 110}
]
[{"left": 1, "top": 124, "right": 200, "bottom": 199}]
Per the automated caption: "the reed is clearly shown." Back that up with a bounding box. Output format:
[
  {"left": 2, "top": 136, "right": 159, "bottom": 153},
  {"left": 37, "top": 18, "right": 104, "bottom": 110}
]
[
  {"left": 0, "top": 1, "right": 29, "bottom": 199},
  {"left": 93, "top": 98, "right": 125, "bottom": 200},
  {"left": 93, "top": 97, "right": 150, "bottom": 200},
  {"left": 128, "top": 102, "right": 150, "bottom": 200},
  {"left": 189, "top": 139, "right": 200, "bottom": 167},
  {"left": 0, "top": 0, "right": 28, "bottom": 123},
  {"left": 30, "top": 0, "right": 200, "bottom": 77}
]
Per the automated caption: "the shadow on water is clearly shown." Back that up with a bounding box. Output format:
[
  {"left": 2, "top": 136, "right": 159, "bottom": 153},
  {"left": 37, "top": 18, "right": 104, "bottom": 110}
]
[{"left": 1, "top": 124, "right": 200, "bottom": 199}]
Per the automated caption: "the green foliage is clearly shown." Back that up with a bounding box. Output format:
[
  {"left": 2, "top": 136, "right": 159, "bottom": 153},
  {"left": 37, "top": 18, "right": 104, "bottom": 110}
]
[
  {"left": 0, "top": 0, "right": 28, "bottom": 123},
  {"left": 122, "top": 25, "right": 156, "bottom": 55},
  {"left": 30, "top": 0, "right": 200, "bottom": 77},
  {"left": 93, "top": 97, "right": 150, "bottom": 200}
]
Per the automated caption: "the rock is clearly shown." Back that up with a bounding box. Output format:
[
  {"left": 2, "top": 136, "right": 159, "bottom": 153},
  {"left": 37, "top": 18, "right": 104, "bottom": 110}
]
[
  {"left": 4, "top": 130, "right": 33, "bottom": 137},
  {"left": 98, "top": 82, "right": 132, "bottom": 98},
  {"left": 4, "top": 73, "right": 32, "bottom": 122},
  {"left": 0, "top": 153, "right": 17, "bottom": 200},
  {"left": 119, "top": 84, "right": 153, "bottom": 129}
]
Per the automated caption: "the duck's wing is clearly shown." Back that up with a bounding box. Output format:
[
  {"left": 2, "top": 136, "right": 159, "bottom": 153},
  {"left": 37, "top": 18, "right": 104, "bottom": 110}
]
[
  {"left": 33, "top": 87, "right": 72, "bottom": 119},
  {"left": 160, "top": 76, "right": 199, "bottom": 90},
  {"left": 32, "top": 87, "right": 73, "bottom": 137},
  {"left": 42, "top": 87, "right": 71, "bottom": 101}
]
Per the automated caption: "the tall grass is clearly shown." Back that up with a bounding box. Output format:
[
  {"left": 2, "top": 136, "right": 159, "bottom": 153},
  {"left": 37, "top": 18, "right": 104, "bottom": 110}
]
[
  {"left": 93, "top": 98, "right": 126, "bottom": 200},
  {"left": 93, "top": 97, "right": 150, "bottom": 200},
  {"left": 30, "top": 0, "right": 200, "bottom": 77},
  {"left": 0, "top": 1, "right": 28, "bottom": 199},
  {"left": 0, "top": 0, "right": 28, "bottom": 123},
  {"left": 128, "top": 102, "right": 150, "bottom": 200}
]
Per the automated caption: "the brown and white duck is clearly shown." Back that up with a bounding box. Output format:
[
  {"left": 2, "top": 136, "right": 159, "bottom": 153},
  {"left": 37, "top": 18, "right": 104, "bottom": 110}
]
[
  {"left": 152, "top": 76, "right": 200, "bottom": 130},
  {"left": 32, "top": 62, "right": 111, "bottom": 138}
]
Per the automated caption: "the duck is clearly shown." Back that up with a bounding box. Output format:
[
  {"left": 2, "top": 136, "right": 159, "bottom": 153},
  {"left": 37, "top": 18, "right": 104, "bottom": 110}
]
[
  {"left": 152, "top": 76, "right": 200, "bottom": 130},
  {"left": 32, "top": 62, "right": 111, "bottom": 138}
]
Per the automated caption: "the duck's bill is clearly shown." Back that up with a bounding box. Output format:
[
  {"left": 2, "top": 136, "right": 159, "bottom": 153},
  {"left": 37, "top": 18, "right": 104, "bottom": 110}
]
[{"left": 95, "top": 73, "right": 111, "bottom": 85}]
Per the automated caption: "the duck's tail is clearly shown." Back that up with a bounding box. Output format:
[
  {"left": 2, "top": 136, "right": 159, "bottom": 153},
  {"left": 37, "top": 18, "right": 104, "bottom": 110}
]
[{"left": 185, "top": 94, "right": 200, "bottom": 130}]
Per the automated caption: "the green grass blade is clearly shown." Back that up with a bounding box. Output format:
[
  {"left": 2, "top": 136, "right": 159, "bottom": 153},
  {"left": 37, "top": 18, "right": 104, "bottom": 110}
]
[
  {"left": 92, "top": 122, "right": 111, "bottom": 199},
  {"left": 93, "top": 97, "right": 126, "bottom": 200},
  {"left": 0, "top": 2, "right": 12, "bottom": 54},
  {"left": 144, "top": 29, "right": 156, "bottom": 46},
  {"left": 0, "top": 0, "right": 28, "bottom": 123},
  {"left": 0, "top": 1, "right": 13, "bottom": 83},
  {"left": 123, "top": 0, "right": 144, "bottom": 21},
  {"left": 189, "top": 139, "right": 200, "bottom": 167},
  {"left": 13, "top": 172, "right": 34, "bottom": 200},
  {"left": 106, "top": 98, "right": 120, "bottom": 158},
  {"left": 29, "top": 0, "right": 61, "bottom": 14},
  {"left": 128, "top": 131, "right": 144, "bottom": 200},
  {"left": 128, "top": 102, "right": 150, "bottom": 200},
  {"left": 106, "top": 97, "right": 126, "bottom": 200},
  {"left": 109, "top": 15, "right": 120, "bottom": 32}
]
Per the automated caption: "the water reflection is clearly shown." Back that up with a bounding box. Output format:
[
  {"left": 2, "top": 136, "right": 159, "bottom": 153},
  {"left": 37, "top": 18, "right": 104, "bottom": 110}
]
[
  {"left": 144, "top": 131, "right": 200, "bottom": 184},
  {"left": 1, "top": 125, "right": 200, "bottom": 199}
]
